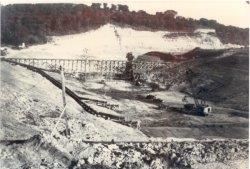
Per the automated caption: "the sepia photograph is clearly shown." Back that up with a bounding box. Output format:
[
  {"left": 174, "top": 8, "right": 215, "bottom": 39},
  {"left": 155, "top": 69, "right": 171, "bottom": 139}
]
[{"left": 0, "top": 0, "right": 249, "bottom": 168}]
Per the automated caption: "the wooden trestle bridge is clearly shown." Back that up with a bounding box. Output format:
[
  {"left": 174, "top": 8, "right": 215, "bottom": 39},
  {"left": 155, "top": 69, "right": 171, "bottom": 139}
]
[{"left": 5, "top": 58, "right": 173, "bottom": 76}]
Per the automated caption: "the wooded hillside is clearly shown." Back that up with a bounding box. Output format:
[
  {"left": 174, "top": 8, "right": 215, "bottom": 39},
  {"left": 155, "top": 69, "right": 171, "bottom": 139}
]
[{"left": 1, "top": 3, "right": 248, "bottom": 46}]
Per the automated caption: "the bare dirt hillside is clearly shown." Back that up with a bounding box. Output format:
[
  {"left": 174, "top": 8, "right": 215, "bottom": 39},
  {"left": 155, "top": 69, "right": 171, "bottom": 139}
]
[
  {"left": 137, "top": 48, "right": 225, "bottom": 62},
  {"left": 183, "top": 48, "right": 249, "bottom": 112},
  {"left": 146, "top": 48, "right": 249, "bottom": 111},
  {"left": 4, "top": 25, "right": 238, "bottom": 60}
]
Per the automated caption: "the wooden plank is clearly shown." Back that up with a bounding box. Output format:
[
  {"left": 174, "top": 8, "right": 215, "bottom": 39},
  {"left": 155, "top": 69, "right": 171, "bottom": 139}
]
[
  {"left": 60, "top": 67, "right": 70, "bottom": 137},
  {"left": 80, "top": 60, "right": 83, "bottom": 72},
  {"left": 84, "top": 60, "right": 87, "bottom": 74}
]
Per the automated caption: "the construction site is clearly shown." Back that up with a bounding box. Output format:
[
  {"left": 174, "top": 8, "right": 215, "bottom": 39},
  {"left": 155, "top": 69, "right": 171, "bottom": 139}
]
[
  {"left": 0, "top": 3, "right": 249, "bottom": 169},
  {"left": 1, "top": 46, "right": 249, "bottom": 169}
]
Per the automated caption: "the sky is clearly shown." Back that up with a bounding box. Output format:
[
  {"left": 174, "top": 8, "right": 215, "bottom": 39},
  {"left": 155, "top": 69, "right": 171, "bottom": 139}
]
[{"left": 1, "top": 0, "right": 249, "bottom": 28}]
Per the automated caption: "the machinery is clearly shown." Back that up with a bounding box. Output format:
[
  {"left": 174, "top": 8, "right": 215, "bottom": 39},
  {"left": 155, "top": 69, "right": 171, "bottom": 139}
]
[
  {"left": 181, "top": 69, "right": 212, "bottom": 116},
  {"left": 182, "top": 99, "right": 212, "bottom": 116}
]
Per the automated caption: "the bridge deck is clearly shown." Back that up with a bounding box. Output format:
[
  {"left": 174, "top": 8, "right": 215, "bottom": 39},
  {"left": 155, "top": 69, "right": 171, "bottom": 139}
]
[{"left": 5, "top": 58, "right": 172, "bottom": 75}]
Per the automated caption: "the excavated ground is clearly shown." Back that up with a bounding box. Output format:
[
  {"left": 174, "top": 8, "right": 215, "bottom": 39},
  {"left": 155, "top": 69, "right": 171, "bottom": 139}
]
[
  {"left": 0, "top": 48, "right": 249, "bottom": 168},
  {"left": 46, "top": 53, "right": 248, "bottom": 139}
]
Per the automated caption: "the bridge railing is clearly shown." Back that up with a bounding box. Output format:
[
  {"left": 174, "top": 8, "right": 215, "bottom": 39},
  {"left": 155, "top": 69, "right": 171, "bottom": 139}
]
[{"left": 5, "top": 58, "right": 171, "bottom": 75}]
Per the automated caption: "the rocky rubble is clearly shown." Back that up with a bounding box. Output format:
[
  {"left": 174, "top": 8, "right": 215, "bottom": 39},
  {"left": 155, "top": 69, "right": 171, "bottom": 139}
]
[
  {"left": 70, "top": 139, "right": 248, "bottom": 169},
  {"left": 0, "top": 131, "right": 248, "bottom": 169}
]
